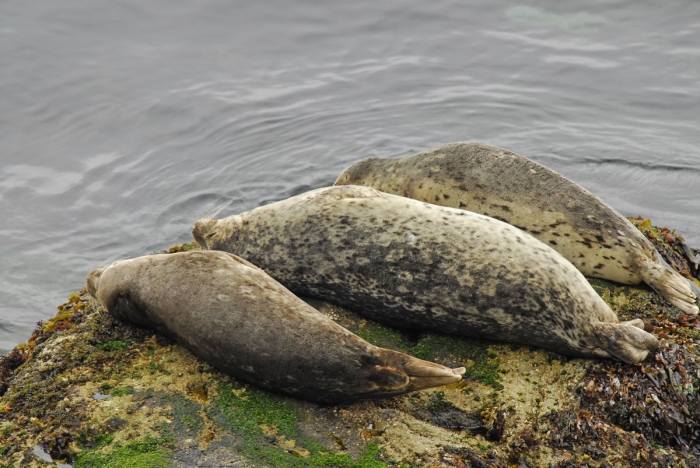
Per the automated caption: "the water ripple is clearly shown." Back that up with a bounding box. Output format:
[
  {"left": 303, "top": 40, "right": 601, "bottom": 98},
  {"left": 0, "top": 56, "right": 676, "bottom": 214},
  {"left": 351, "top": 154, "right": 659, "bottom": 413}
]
[
  {"left": 1, "top": 0, "right": 699, "bottom": 353},
  {"left": 483, "top": 30, "right": 617, "bottom": 52},
  {"left": 575, "top": 158, "right": 700, "bottom": 173}
]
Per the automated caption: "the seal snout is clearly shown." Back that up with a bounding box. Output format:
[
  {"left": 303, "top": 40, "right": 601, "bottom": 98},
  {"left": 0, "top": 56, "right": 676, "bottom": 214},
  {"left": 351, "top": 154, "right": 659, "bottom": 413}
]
[
  {"left": 334, "top": 158, "right": 378, "bottom": 186},
  {"left": 192, "top": 219, "right": 218, "bottom": 250},
  {"left": 86, "top": 268, "right": 104, "bottom": 297}
]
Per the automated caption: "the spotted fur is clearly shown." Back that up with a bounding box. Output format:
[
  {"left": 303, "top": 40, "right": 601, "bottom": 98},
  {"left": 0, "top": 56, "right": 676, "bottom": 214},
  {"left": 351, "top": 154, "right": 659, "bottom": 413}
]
[
  {"left": 335, "top": 142, "right": 698, "bottom": 315},
  {"left": 193, "top": 186, "right": 659, "bottom": 364}
]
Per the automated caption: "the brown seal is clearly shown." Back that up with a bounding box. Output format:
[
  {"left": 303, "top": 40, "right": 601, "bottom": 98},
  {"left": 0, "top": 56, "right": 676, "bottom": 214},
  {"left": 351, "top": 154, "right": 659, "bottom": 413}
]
[
  {"left": 193, "top": 185, "right": 659, "bottom": 364},
  {"left": 86, "top": 250, "right": 464, "bottom": 404},
  {"left": 335, "top": 142, "right": 698, "bottom": 315}
]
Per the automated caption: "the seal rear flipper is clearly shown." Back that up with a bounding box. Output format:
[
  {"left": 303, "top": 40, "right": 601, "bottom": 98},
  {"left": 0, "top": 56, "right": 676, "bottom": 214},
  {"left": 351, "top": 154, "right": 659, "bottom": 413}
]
[
  {"left": 371, "top": 349, "right": 465, "bottom": 395},
  {"left": 658, "top": 254, "right": 700, "bottom": 299},
  {"left": 405, "top": 364, "right": 466, "bottom": 393},
  {"left": 689, "top": 280, "right": 700, "bottom": 299},
  {"left": 638, "top": 256, "right": 698, "bottom": 315},
  {"left": 591, "top": 322, "right": 660, "bottom": 364},
  {"left": 620, "top": 318, "right": 645, "bottom": 329}
]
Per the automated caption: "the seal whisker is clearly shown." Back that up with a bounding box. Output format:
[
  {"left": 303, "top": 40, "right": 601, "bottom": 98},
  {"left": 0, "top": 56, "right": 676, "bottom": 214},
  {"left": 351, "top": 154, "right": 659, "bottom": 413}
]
[
  {"left": 200, "top": 198, "right": 235, "bottom": 221},
  {"left": 99, "top": 253, "right": 131, "bottom": 269}
]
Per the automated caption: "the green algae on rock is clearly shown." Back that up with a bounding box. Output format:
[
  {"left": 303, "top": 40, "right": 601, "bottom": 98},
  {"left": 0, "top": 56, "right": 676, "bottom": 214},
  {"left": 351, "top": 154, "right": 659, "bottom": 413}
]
[{"left": 1, "top": 229, "right": 699, "bottom": 467}]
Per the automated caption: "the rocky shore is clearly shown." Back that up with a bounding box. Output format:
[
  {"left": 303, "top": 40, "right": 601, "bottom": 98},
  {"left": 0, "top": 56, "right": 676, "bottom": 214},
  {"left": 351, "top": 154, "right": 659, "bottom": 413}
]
[{"left": 1, "top": 219, "right": 699, "bottom": 468}]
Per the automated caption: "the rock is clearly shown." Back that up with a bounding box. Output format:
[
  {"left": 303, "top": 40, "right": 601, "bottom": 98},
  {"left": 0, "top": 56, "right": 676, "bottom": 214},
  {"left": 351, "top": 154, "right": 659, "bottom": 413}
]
[{"left": 0, "top": 232, "right": 699, "bottom": 467}]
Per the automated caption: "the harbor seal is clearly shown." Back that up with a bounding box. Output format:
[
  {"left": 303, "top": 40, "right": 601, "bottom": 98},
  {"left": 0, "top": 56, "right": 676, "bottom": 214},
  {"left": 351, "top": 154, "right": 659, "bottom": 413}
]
[
  {"left": 335, "top": 142, "right": 699, "bottom": 315},
  {"left": 86, "top": 250, "right": 465, "bottom": 404},
  {"left": 192, "top": 185, "right": 659, "bottom": 364}
]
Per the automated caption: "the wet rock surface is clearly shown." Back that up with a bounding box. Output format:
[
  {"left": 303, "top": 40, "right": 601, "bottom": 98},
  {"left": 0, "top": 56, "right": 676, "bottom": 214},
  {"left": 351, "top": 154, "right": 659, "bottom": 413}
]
[{"left": 1, "top": 227, "right": 699, "bottom": 467}]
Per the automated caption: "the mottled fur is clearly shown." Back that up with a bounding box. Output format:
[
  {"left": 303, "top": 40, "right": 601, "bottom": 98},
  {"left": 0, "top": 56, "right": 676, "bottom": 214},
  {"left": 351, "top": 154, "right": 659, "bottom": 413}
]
[
  {"left": 335, "top": 142, "right": 698, "bottom": 315},
  {"left": 193, "top": 186, "right": 659, "bottom": 364},
  {"left": 86, "top": 251, "right": 464, "bottom": 404}
]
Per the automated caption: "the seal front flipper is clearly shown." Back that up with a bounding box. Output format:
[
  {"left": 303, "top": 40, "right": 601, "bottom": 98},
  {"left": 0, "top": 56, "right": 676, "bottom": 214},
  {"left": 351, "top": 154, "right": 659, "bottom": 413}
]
[
  {"left": 590, "top": 321, "right": 660, "bottom": 364},
  {"left": 657, "top": 254, "right": 700, "bottom": 300},
  {"left": 637, "top": 256, "right": 699, "bottom": 315},
  {"left": 367, "top": 349, "right": 465, "bottom": 397}
]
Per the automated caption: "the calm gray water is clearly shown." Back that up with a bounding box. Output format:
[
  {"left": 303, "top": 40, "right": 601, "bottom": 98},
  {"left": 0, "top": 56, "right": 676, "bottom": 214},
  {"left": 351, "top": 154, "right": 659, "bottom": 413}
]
[{"left": 1, "top": 0, "right": 699, "bottom": 353}]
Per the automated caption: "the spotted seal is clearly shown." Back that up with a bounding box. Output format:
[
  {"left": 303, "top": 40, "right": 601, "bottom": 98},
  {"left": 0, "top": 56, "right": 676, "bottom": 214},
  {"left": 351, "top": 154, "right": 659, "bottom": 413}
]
[
  {"left": 193, "top": 186, "right": 659, "bottom": 364},
  {"left": 86, "top": 250, "right": 465, "bottom": 404},
  {"left": 334, "top": 142, "right": 699, "bottom": 315}
]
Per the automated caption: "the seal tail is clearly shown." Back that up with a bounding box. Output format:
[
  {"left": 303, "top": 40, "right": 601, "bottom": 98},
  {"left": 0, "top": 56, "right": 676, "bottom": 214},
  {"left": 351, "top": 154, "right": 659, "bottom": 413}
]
[
  {"left": 372, "top": 349, "right": 465, "bottom": 394},
  {"left": 657, "top": 254, "right": 700, "bottom": 299},
  {"left": 638, "top": 256, "right": 699, "bottom": 315},
  {"left": 591, "top": 320, "right": 660, "bottom": 364},
  {"left": 404, "top": 360, "right": 466, "bottom": 392}
]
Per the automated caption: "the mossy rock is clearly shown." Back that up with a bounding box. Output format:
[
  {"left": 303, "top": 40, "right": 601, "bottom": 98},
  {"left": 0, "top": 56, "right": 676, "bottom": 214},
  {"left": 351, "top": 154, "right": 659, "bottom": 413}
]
[{"left": 0, "top": 237, "right": 699, "bottom": 467}]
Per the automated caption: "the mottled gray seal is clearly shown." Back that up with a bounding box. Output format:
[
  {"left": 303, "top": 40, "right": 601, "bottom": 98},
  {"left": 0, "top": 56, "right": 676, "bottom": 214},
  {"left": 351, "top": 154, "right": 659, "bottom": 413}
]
[
  {"left": 334, "top": 142, "right": 699, "bottom": 315},
  {"left": 192, "top": 186, "right": 659, "bottom": 364},
  {"left": 86, "top": 250, "right": 464, "bottom": 404}
]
